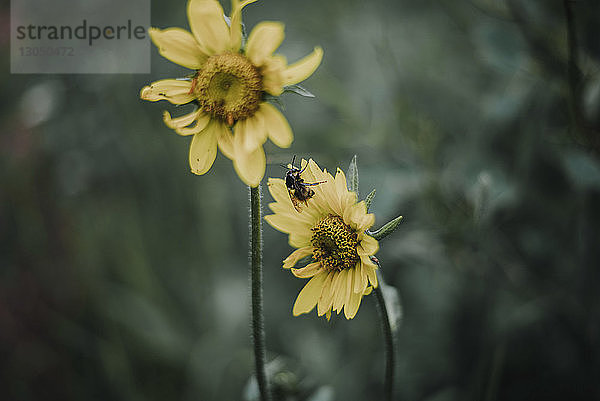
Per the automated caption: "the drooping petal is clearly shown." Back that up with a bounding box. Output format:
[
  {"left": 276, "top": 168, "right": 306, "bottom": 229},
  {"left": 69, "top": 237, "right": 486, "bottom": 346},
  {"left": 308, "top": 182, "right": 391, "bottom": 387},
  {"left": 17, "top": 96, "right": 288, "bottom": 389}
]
[
  {"left": 317, "top": 271, "right": 335, "bottom": 316},
  {"left": 281, "top": 46, "right": 323, "bottom": 86},
  {"left": 140, "top": 79, "right": 195, "bottom": 105},
  {"left": 261, "top": 55, "right": 286, "bottom": 96},
  {"left": 246, "top": 22, "right": 285, "bottom": 66},
  {"left": 187, "top": 0, "right": 230, "bottom": 55},
  {"left": 258, "top": 103, "right": 293, "bottom": 148},
  {"left": 149, "top": 27, "right": 208, "bottom": 69},
  {"left": 293, "top": 272, "right": 327, "bottom": 316},
  {"left": 233, "top": 145, "right": 266, "bottom": 187},
  {"left": 361, "top": 255, "right": 378, "bottom": 288},
  {"left": 354, "top": 261, "right": 367, "bottom": 294},
  {"left": 188, "top": 120, "right": 220, "bottom": 175},
  {"left": 291, "top": 262, "right": 323, "bottom": 278},
  {"left": 332, "top": 269, "right": 349, "bottom": 313},
  {"left": 283, "top": 246, "right": 313, "bottom": 269},
  {"left": 234, "top": 114, "right": 266, "bottom": 154},
  {"left": 163, "top": 110, "right": 211, "bottom": 136},
  {"left": 163, "top": 109, "right": 201, "bottom": 132},
  {"left": 344, "top": 285, "right": 363, "bottom": 319},
  {"left": 358, "top": 235, "right": 379, "bottom": 256},
  {"left": 216, "top": 124, "right": 235, "bottom": 159}
]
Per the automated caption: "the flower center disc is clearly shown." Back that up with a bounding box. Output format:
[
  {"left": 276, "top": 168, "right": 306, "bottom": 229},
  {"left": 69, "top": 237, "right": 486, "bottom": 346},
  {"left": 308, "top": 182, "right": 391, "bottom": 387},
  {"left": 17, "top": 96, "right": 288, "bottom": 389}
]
[
  {"left": 311, "top": 215, "right": 360, "bottom": 271},
  {"left": 194, "top": 53, "right": 262, "bottom": 123}
]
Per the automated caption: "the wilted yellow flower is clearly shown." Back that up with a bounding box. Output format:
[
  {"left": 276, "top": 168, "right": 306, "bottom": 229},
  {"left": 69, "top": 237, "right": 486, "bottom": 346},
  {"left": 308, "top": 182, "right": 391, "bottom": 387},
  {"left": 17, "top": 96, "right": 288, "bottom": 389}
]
[
  {"left": 265, "top": 159, "right": 379, "bottom": 320},
  {"left": 140, "top": 0, "right": 323, "bottom": 186}
]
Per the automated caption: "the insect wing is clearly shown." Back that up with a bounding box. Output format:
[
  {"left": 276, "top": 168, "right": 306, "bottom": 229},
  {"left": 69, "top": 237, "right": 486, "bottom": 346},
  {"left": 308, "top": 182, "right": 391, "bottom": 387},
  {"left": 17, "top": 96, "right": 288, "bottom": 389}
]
[{"left": 287, "top": 188, "right": 304, "bottom": 212}]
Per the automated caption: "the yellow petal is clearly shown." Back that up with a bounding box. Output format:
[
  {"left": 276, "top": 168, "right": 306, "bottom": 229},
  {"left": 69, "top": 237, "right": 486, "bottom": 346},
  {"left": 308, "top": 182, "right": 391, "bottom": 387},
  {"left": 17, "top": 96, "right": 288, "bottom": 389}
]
[
  {"left": 234, "top": 114, "right": 266, "bottom": 154},
  {"left": 264, "top": 213, "right": 311, "bottom": 235},
  {"left": 282, "top": 46, "right": 323, "bottom": 86},
  {"left": 187, "top": 0, "right": 229, "bottom": 55},
  {"left": 317, "top": 272, "right": 335, "bottom": 316},
  {"left": 267, "top": 178, "right": 291, "bottom": 204},
  {"left": 292, "top": 262, "right": 323, "bottom": 278},
  {"left": 283, "top": 247, "right": 313, "bottom": 269},
  {"left": 344, "top": 286, "right": 363, "bottom": 319},
  {"left": 261, "top": 54, "right": 286, "bottom": 96},
  {"left": 358, "top": 234, "right": 379, "bottom": 256},
  {"left": 229, "top": 0, "right": 259, "bottom": 50},
  {"left": 353, "top": 261, "right": 367, "bottom": 294},
  {"left": 188, "top": 120, "right": 220, "bottom": 175},
  {"left": 332, "top": 269, "right": 348, "bottom": 313},
  {"left": 258, "top": 103, "right": 293, "bottom": 148},
  {"left": 233, "top": 145, "right": 266, "bottom": 187},
  {"left": 246, "top": 22, "right": 285, "bottom": 66},
  {"left": 289, "top": 232, "right": 311, "bottom": 248},
  {"left": 361, "top": 255, "right": 378, "bottom": 288},
  {"left": 140, "top": 79, "right": 194, "bottom": 105},
  {"left": 163, "top": 109, "right": 200, "bottom": 130},
  {"left": 216, "top": 125, "right": 235, "bottom": 159},
  {"left": 293, "top": 272, "right": 327, "bottom": 316},
  {"left": 149, "top": 27, "right": 208, "bottom": 69},
  {"left": 163, "top": 110, "right": 211, "bottom": 136}
]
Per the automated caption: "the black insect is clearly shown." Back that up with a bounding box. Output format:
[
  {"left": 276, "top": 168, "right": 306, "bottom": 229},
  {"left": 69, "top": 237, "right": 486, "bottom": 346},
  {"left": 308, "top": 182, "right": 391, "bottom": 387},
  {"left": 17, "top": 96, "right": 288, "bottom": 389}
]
[{"left": 284, "top": 156, "right": 326, "bottom": 212}]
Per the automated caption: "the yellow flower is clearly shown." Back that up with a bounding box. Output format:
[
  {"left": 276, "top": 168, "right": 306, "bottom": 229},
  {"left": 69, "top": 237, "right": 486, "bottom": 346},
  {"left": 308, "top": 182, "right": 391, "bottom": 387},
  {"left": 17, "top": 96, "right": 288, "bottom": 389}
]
[
  {"left": 265, "top": 159, "right": 380, "bottom": 320},
  {"left": 140, "top": 0, "right": 323, "bottom": 186}
]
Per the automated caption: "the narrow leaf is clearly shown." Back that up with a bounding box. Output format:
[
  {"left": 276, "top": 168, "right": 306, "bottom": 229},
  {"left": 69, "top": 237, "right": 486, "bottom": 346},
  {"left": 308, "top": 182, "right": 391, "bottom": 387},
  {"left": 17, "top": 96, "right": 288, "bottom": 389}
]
[
  {"left": 283, "top": 84, "right": 315, "bottom": 98},
  {"left": 368, "top": 215, "right": 403, "bottom": 241},
  {"left": 347, "top": 155, "right": 359, "bottom": 196},
  {"left": 364, "top": 189, "right": 376, "bottom": 211}
]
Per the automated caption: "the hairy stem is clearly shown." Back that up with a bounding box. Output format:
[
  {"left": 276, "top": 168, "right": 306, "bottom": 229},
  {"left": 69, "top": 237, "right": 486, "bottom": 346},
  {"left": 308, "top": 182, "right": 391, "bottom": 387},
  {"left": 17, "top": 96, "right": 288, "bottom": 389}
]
[
  {"left": 250, "top": 185, "right": 270, "bottom": 401},
  {"left": 374, "top": 268, "right": 396, "bottom": 401}
]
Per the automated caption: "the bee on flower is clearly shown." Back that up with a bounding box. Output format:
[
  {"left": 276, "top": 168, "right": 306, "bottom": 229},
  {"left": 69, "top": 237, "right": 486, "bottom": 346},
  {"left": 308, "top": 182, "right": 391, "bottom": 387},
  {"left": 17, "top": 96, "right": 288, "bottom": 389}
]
[
  {"left": 265, "top": 159, "right": 380, "bottom": 320},
  {"left": 140, "top": 0, "right": 323, "bottom": 187}
]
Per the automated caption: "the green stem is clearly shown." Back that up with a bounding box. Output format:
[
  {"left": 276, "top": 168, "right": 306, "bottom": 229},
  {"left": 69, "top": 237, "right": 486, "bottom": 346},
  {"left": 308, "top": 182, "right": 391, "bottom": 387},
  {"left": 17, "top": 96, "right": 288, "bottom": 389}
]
[
  {"left": 249, "top": 185, "right": 270, "bottom": 401},
  {"left": 373, "top": 268, "right": 396, "bottom": 401}
]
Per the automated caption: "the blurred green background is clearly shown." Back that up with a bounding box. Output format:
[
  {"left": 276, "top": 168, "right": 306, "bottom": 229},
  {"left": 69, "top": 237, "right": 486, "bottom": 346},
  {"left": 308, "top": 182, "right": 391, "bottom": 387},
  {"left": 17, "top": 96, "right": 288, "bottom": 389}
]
[{"left": 2, "top": 0, "right": 600, "bottom": 400}]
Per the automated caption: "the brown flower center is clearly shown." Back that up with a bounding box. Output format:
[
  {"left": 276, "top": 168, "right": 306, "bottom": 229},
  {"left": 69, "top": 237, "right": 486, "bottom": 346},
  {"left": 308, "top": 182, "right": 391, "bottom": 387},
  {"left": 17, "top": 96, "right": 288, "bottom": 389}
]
[
  {"left": 193, "top": 53, "right": 262, "bottom": 124},
  {"left": 311, "top": 215, "right": 360, "bottom": 271}
]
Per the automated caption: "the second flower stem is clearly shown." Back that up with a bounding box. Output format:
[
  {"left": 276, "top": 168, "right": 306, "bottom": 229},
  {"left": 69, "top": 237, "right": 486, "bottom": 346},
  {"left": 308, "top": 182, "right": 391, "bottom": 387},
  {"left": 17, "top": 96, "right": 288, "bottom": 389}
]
[
  {"left": 250, "top": 184, "right": 270, "bottom": 401},
  {"left": 374, "top": 268, "right": 396, "bottom": 401}
]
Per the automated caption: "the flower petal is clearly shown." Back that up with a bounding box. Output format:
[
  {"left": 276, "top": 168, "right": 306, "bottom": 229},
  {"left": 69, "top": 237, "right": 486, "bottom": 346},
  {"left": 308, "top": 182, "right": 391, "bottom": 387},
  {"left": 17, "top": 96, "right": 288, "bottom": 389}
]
[
  {"left": 258, "top": 103, "right": 293, "bottom": 148},
  {"left": 332, "top": 269, "right": 349, "bottom": 313},
  {"left": 229, "top": 0, "right": 259, "bottom": 50},
  {"left": 264, "top": 213, "right": 311, "bottom": 235},
  {"left": 233, "top": 145, "right": 266, "bottom": 187},
  {"left": 317, "top": 271, "right": 335, "bottom": 316},
  {"left": 246, "top": 22, "right": 285, "bottom": 66},
  {"left": 187, "top": 0, "right": 229, "bottom": 55},
  {"left": 358, "top": 234, "right": 379, "bottom": 256},
  {"left": 283, "top": 247, "right": 313, "bottom": 269},
  {"left": 140, "top": 79, "right": 195, "bottom": 105},
  {"left": 293, "top": 272, "right": 327, "bottom": 316},
  {"left": 354, "top": 260, "right": 367, "bottom": 294},
  {"left": 344, "top": 285, "right": 363, "bottom": 319},
  {"left": 291, "top": 262, "right": 323, "bottom": 278},
  {"left": 216, "top": 124, "right": 235, "bottom": 159},
  {"left": 163, "top": 110, "right": 211, "bottom": 136},
  {"left": 261, "top": 55, "right": 286, "bottom": 96},
  {"left": 282, "top": 46, "right": 323, "bottom": 86},
  {"left": 188, "top": 120, "right": 220, "bottom": 175},
  {"left": 149, "top": 27, "right": 208, "bottom": 69},
  {"left": 234, "top": 114, "right": 266, "bottom": 154},
  {"left": 361, "top": 255, "right": 378, "bottom": 288}
]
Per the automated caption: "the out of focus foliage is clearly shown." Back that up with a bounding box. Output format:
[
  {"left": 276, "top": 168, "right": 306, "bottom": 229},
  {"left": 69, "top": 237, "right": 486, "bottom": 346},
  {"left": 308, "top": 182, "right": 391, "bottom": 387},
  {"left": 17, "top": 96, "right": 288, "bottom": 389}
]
[{"left": 1, "top": 0, "right": 599, "bottom": 400}]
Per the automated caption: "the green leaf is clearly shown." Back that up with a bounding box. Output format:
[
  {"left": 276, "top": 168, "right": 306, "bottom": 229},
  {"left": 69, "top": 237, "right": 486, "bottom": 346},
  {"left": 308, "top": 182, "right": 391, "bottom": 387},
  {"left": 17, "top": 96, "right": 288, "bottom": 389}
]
[
  {"left": 264, "top": 94, "right": 285, "bottom": 110},
  {"left": 347, "top": 155, "right": 359, "bottom": 196},
  {"left": 368, "top": 215, "right": 403, "bottom": 241},
  {"left": 283, "top": 84, "right": 315, "bottom": 98},
  {"left": 364, "top": 189, "right": 376, "bottom": 211}
]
